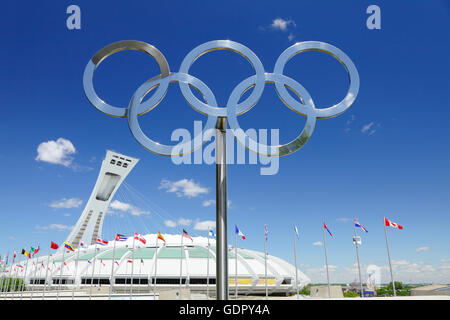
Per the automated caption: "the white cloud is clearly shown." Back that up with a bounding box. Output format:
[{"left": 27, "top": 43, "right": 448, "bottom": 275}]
[
  {"left": 36, "top": 224, "right": 73, "bottom": 232},
  {"left": 108, "top": 200, "right": 149, "bottom": 217},
  {"left": 361, "top": 122, "right": 374, "bottom": 133},
  {"left": 288, "top": 33, "right": 295, "bottom": 41},
  {"left": 110, "top": 200, "right": 131, "bottom": 211},
  {"left": 165, "top": 220, "right": 177, "bottom": 228},
  {"left": 416, "top": 246, "right": 431, "bottom": 252},
  {"left": 312, "top": 241, "right": 323, "bottom": 246},
  {"left": 49, "top": 198, "right": 83, "bottom": 209},
  {"left": 271, "top": 18, "right": 296, "bottom": 31},
  {"left": 178, "top": 218, "right": 192, "bottom": 226},
  {"left": 202, "top": 199, "right": 215, "bottom": 207},
  {"left": 336, "top": 217, "right": 351, "bottom": 222},
  {"left": 159, "top": 179, "right": 209, "bottom": 198},
  {"left": 194, "top": 220, "right": 216, "bottom": 231},
  {"left": 35, "top": 138, "right": 76, "bottom": 167}
]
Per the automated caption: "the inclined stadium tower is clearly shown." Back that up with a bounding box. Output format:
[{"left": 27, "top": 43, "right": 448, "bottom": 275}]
[{"left": 11, "top": 150, "right": 310, "bottom": 296}]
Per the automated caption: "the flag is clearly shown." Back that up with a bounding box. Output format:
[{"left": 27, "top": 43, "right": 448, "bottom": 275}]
[
  {"left": 157, "top": 232, "right": 166, "bottom": 243},
  {"left": 208, "top": 229, "right": 215, "bottom": 238},
  {"left": 384, "top": 217, "right": 403, "bottom": 230},
  {"left": 21, "top": 249, "right": 31, "bottom": 259},
  {"left": 294, "top": 225, "right": 300, "bottom": 239},
  {"left": 134, "top": 232, "right": 146, "bottom": 245},
  {"left": 115, "top": 234, "right": 127, "bottom": 241},
  {"left": 50, "top": 241, "right": 59, "bottom": 250},
  {"left": 80, "top": 241, "right": 85, "bottom": 247},
  {"left": 182, "top": 229, "right": 193, "bottom": 242},
  {"left": 100, "top": 259, "right": 105, "bottom": 267},
  {"left": 32, "top": 246, "right": 40, "bottom": 256},
  {"left": 64, "top": 241, "right": 74, "bottom": 251},
  {"left": 354, "top": 219, "right": 368, "bottom": 233},
  {"left": 30, "top": 247, "right": 37, "bottom": 255},
  {"left": 115, "top": 261, "right": 119, "bottom": 266},
  {"left": 140, "top": 259, "right": 144, "bottom": 265},
  {"left": 96, "top": 238, "right": 109, "bottom": 246},
  {"left": 324, "top": 223, "right": 333, "bottom": 237},
  {"left": 127, "top": 259, "right": 133, "bottom": 263},
  {"left": 235, "top": 225, "right": 246, "bottom": 240},
  {"left": 264, "top": 224, "right": 268, "bottom": 241}
]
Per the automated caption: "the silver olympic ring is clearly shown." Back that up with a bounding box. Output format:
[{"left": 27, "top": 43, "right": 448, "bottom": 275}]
[{"left": 83, "top": 39, "right": 359, "bottom": 157}]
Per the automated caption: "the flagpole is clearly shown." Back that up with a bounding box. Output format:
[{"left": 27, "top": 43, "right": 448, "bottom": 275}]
[
  {"left": 71, "top": 245, "right": 82, "bottom": 300},
  {"left": 89, "top": 243, "right": 97, "bottom": 300},
  {"left": 216, "top": 117, "right": 229, "bottom": 301},
  {"left": 384, "top": 218, "right": 396, "bottom": 296},
  {"left": 235, "top": 230, "right": 237, "bottom": 300},
  {"left": 130, "top": 235, "right": 136, "bottom": 300},
  {"left": 179, "top": 231, "right": 184, "bottom": 300},
  {"left": 109, "top": 236, "right": 117, "bottom": 300},
  {"left": 1, "top": 251, "right": 8, "bottom": 298},
  {"left": 30, "top": 250, "right": 39, "bottom": 300},
  {"left": 42, "top": 250, "right": 51, "bottom": 300},
  {"left": 153, "top": 236, "right": 158, "bottom": 298},
  {"left": 20, "top": 256, "right": 29, "bottom": 300},
  {"left": 353, "top": 221, "right": 363, "bottom": 298},
  {"left": 293, "top": 226, "right": 299, "bottom": 300},
  {"left": 11, "top": 255, "right": 20, "bottom": 300},
  {"left": 5, "top": 250, "right": 15, "bottom": 300},
  {"left": 57, "top": 248, "right": 65, "bottom": 300},
  {"left": 206, "top": 231, "right": 210, "bottom": 300},
  {"left": 264, "top": 224, "right": 268, "bottom": 300},
  {"left": 322, "top": 221, "right": 331, "bottom": 299}
]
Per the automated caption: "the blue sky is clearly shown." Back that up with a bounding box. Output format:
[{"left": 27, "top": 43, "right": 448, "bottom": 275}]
[{"left": 0, "top": 1, "right": 449, "bottom": 284}]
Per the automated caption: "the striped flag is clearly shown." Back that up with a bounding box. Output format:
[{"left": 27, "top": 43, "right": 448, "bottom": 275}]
[
  {"left": 32, "top": 246, "right": 40, "bottom": 256},
  {"left": 64, "top": 241, "right": 74, "bottom": 251},
  {"left": 235, "top": 225, "right": 246, "bottom": 240},
  {"left": 182, "top": 229, "right": 193, "bottom": 242},
  {"left": 157, "top": 232, "right": 166, "bottom": 243},
  {"left": 208, "top": 229, "right": 215, "bottom": 238},
  {"left": 323, "top": 223, "right": 333, "bottom": 237},
  {"left": 115, "top": 234, "right": 127, "bottom": 241},
  {"left": 96, "top": 238, "right": 109, "bottom": 246},
  {"left": 294, "top": 225, "right": 300, "bottom": 238},
  {"left": 354, "top": 219, "right": 368, "bottom": 233}
]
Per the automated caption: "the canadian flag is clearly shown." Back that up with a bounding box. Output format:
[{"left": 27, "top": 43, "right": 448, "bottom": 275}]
[
  {"left": 384, "top": 217, "right": 403, "bottom": 230},
  {"left": 134, "top": 232, "right": 146, "bottom": 245}
]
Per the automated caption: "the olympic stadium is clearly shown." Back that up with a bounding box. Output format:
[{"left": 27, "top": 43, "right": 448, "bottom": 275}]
[{"left": 3, "top": 151, "right": 310, "bottom": 298}]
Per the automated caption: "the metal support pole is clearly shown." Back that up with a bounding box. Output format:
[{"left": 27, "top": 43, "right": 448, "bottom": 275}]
[
  {"left": 215, "top": 117, "right": 228, "bottom": 300},
  {"left": 322, "top": 221, "right": 331, "bottom": 298},
  {"left": 353, "top": 223, "right": 364, "bottom": 297},
  {"left": 293, "top": 227, "right": 299, "bottom": 299},
  {"left": 384, "top": 220, "right": 396, "bottom": 296}
]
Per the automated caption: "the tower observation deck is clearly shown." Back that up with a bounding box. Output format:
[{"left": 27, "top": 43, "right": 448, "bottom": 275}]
[{"left": 64, "top": 150, "right": 139, "bottom": 249}]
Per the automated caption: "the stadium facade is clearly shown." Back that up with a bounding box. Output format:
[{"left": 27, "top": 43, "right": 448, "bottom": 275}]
[{"left": 6, "top": 151, "right": 310, "bottom": 296}]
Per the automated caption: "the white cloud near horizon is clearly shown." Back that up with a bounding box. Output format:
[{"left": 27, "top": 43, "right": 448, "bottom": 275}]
[
  {"left": 109, "top": 200, "right": 149, "bottom": 216},
  {"left": 35, "top": 138, "right": 76, "bottom": 167},
  {"left": 36, "top": 224, "right": 73, "bottom": 232},
  {"left": 49, "top": 198, "right": 83, "bottom": 209},
  {"left": 194, "top": 220, "right": 216, "bottom": 231},
  {"left": 312, "top": 241, "right": 323, "bottom": 246},
  {"left": 416, "top": 246, "right": 431, "bottom": 252},
  {"left": 159, "top": 179, "right": 209, "bottom": 198}
]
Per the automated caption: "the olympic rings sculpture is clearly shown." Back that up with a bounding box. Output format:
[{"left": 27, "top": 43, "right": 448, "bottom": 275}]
[{"left": 83, "top": 40, "right": 359, "bottom": 157}]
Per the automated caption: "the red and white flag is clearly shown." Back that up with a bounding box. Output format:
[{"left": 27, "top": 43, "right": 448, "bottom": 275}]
[
  {"left": 134, "top": 232, "right": 146, "bottom": 245},
  {"left": 384, "top": 217, "right": 403, "bottom": 230}
]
